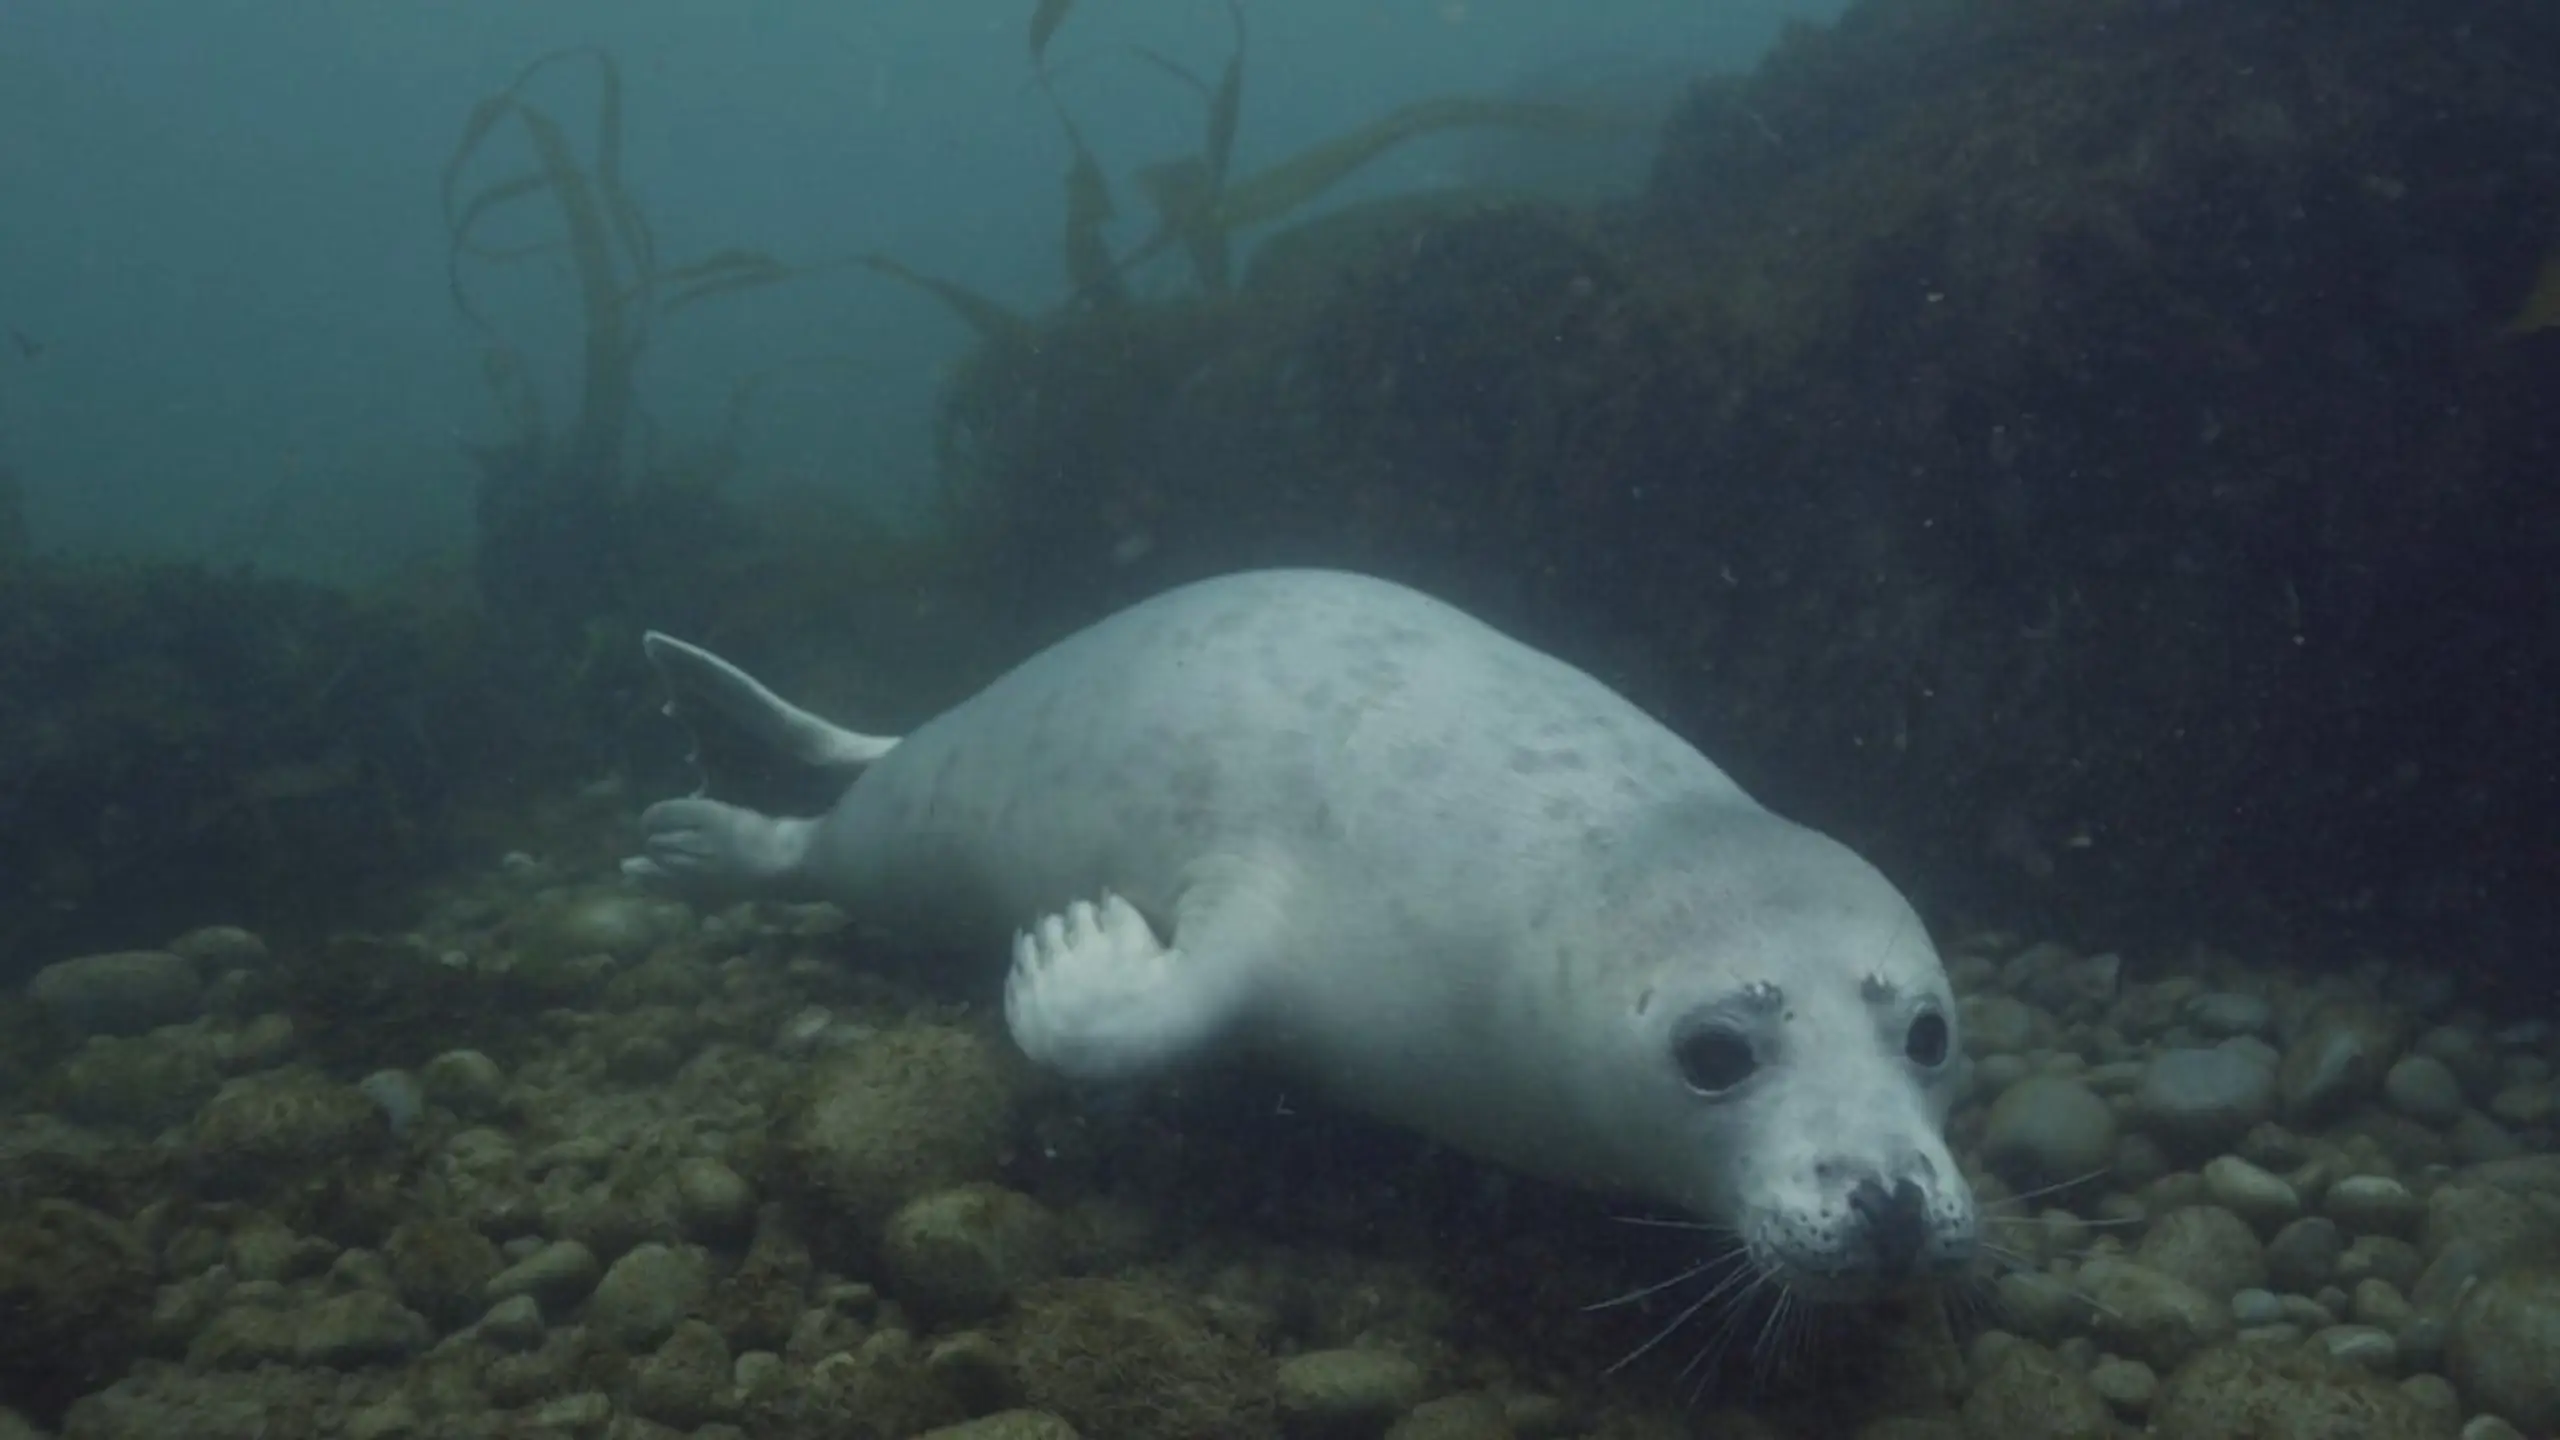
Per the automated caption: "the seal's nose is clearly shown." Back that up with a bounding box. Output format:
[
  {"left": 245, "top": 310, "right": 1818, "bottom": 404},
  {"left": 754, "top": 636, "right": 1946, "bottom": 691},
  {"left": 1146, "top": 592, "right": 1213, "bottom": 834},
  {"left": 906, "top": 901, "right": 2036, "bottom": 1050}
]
[{"left": 1849, "top": 1175, "right": 1927, "bottom": 1275}]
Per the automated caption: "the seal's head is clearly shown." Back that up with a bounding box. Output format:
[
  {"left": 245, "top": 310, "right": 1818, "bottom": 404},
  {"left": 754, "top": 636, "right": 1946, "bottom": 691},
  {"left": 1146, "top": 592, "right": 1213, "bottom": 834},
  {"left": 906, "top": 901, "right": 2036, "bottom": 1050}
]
[{"left": 1606, "top": 809, "right": 1978, "bottom": 1301}]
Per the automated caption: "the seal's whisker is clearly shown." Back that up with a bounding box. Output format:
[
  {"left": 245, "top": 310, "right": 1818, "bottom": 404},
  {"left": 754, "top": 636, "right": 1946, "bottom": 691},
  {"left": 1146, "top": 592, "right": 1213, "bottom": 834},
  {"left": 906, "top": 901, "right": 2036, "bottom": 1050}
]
[
  {"left": 1671, "top": 1265, "right": 1778, "bottom": 1390},
  {"left": 1606, "top": 1212, "right": 1723, "bottom": 1231},
  {"left": 1979, "top": 1208, "right": 2142, "bottom": 1230},
  {"left": 1980, "top": 1167, "right": 2112, "bottom": 1206},
  {"left": 1609, "top": 1254, "right": 1771, "bottom": 1378},
  {"left": 1583, "top": 1249, "right": 1742, "bottom": 1312}
]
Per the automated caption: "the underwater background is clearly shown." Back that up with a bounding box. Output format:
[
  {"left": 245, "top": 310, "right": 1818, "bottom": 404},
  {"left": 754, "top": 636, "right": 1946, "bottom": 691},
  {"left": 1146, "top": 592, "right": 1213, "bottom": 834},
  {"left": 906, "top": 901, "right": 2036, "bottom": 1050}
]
[{"left": 5, "top": 0, "right": 2560, "bottom": 1436}]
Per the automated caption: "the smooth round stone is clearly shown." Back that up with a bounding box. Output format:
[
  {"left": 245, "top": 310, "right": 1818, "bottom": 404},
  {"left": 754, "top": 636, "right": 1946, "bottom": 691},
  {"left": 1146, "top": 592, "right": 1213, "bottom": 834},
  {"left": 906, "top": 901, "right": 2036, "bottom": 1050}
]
[
  {"left": 2448, "top": 1264, "right": 2560, "bottom": 1433},
  {"left": 2265, "top": 1216, "right": 2345, "bottom": 1293},
  {"left": 2312, "top": 1323, "right": 2399, "bottom": 1373},
  {"left": 2232, "top": 1288, "right": 2287, "bottom": 1326},
  {"left": 421, "top": 1050, "right": 509, "bottom": 1119},
  {"left": 2277, "top": 1002, "right": 2401, "bottom": 1124},
  {"left": 1982, "top": 1074, "right": 2120, "bottom": 1189},
  {"left": 2203, "top": 1155, "right": 2302, "bottom": 1230},
  {"left": 1965, "top": 994, "right": 2042, "bottom": 1055},
  {"left": 1274, "top": 1349, "right": 1430, "bottom": 1429},
  {"left": 2489, "top": 1083, "right": 2557, "bottom": 1128},
  {"left": 2137, "top": 1047, "right": 2278, "bottom": 1156},
  {"left": 29, "top": 949, "right": 204, "bottom": 1036},
  {"left": 2382, "top": 1054, "right": 2465, "bottom": 1126},
  {"left": 2087, "top": 1355, "right": 2157, "bottom": 1413},
  {"left": 2186, "top": 991, "right": 2274, "bottom": 1038},
  {"left": 2350, "top": 1277, "right": 2415, "bottom": 1331},
  {"left": 671, "top": 1158, "right": 757, "bottom": 1242},
  {"left": 2324, "top": 1175, "right": 2420, "bottom": 1237}
]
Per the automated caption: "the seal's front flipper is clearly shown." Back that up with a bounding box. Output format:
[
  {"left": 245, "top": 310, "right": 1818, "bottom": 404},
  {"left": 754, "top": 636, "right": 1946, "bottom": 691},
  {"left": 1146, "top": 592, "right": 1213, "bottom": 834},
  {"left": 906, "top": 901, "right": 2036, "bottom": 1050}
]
[
  {"left": 622, "top": 798, "right": 820, "bottom": 900},
  {"left": 641, "top": 632, "right": 899, "bottom": 817},
  {"left": 1005, "top": 893, "right": 1260, "bottom": 1081}
]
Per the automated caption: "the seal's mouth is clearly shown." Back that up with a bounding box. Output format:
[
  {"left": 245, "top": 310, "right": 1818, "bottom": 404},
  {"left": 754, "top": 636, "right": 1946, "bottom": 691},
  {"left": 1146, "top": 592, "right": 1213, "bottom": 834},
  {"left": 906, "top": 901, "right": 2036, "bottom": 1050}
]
[{"left": 1741, "top": 1179, "right": 1979, "bottom": 1304}]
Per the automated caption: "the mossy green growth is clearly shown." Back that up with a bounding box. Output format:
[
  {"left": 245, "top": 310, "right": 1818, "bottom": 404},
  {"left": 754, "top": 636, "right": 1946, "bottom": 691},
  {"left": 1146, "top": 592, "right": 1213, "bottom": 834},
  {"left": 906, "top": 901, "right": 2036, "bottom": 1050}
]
[
  {"left": 1009, "top": 1277, "right": 1279, "bottom": 1440},
  {"left": 44, "top": 1033, "right": 221, "bottom": 1131},
  {"left": 775, "top": 1024, "right": 1019, "bottom": 1247},
  {"left": 191, "top": 1066, "right": 385, "bottom": 1196},
  {"left": 0, "top": 1199, "right": 154, "bottom": 1425}
]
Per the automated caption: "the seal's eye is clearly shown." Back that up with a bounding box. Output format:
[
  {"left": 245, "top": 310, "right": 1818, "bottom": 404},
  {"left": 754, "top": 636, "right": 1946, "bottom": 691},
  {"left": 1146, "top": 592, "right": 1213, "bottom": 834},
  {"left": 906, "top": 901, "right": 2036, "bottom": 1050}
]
[
  {"left": 1674, "top": 1026, "right": 1758, "bottom": 1095},
  {"left": 1905, "top": 1011, "right": 1950, "bottom": 1068}
]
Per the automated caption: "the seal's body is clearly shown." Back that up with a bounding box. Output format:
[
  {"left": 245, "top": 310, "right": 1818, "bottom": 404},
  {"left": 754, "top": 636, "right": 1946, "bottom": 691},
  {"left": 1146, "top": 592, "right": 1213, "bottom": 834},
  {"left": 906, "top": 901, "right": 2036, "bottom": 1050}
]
[{"left": 629, "top": 569, "right": 1976, "bottom": 1297}]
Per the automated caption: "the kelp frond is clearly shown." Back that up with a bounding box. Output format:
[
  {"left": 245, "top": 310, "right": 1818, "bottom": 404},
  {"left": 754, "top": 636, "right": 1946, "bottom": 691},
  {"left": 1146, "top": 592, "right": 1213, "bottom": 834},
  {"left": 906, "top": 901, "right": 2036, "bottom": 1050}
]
[
  {"left": 1119, "top": 92, "right": 1601, "bottom": 293},
  {"left": 1031, "top": 0, "right": 1077, "bottom": 70},
  {"left": 856, "top": 254, "right": 1032, "bottom": 341},
  {"left": 443, "top": 46, "right": 823, "bottom": 493}
]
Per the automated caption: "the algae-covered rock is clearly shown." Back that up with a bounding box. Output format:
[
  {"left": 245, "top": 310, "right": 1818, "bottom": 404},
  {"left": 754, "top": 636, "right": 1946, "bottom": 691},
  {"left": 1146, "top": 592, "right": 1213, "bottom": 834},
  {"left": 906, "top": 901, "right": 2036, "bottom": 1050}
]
[
  {"left": 190, "top": 1067, "right": 383, "bottom": 1194},
  {"left": 47, "top": 1034, "right": 221, "bottom": 1131},
  {"left": 916, "top": 1412, "right": 1083, "bottom": 1440},
  {"left": 2073, "top": 1256, "right": 2233, "bottom": 1371},
  {"left": 586, "top": 1240, "right": 710, "bottom": 1351},
  {"left": 418, "top": 1048, "right": 509, "bottom": 1120},
  {"left": 533, "top": 889, "right": 684, "bottom": 962},
  {"left": 0, "top": 1200, "right": 154, "bottom": 1424},
  {"left": 27, "top": 951, "right": 200, "bottom": 1038},
  {"left": 2136, "top": 1205, "right": 2268, "bottom": 1300},
  {"left": 671, "top": 1156, "right": 758, "bottom": 1243},
  {"left": 1979, "top": 1074, "right": 2116, "bottom": 1190},
  {"left": 384, "top": 1217, "right": 502, "bottom": 1330},
  {"left": 1957, "top": 1342, "right": 2112, "bottom": 1440},
  {"left": 1011, "top": 1278, "right": 1277, "bottom": 1440},
  {"left": 486, "top": 1237, "right": 602, "bottom": 1310},
  {"left": 880, "top": 1183, "right": 1061, "bottom": 1322},
  {"left": 291, "top": 1289, "right": 431, "bottom": 1369},
  {"left": 779, "top": 1024, "right": 1018, "bottom": 1242},
  {"left": 632, "top": 1317, "right": 734, "bottom": 1427},
  {"left": 1275, "top": 1348, "right": 1431, "bottom": 1434},
  {"left": 2151, "top": 1344, "right": 2450, "bottom": 1440},
  {"left": 1384, "top": 1393, "right": 1510, "bottom": 1440},
  {"left": 2446, "top": 1263, "right": 2560, "bottom": 1433}
]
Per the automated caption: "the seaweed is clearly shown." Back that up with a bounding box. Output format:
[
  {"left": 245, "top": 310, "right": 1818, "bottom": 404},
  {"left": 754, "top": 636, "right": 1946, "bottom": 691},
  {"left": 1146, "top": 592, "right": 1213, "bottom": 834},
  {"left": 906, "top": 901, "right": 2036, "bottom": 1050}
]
[
  {"left": 1123, "top": 92, "right": 1603, "bottom": 293},
  {"left": 440, "top": 47, "right": 817, "bottom": 637},
  {"left": 1030, "top": 0, "right": 1078, "bottom": 71}
]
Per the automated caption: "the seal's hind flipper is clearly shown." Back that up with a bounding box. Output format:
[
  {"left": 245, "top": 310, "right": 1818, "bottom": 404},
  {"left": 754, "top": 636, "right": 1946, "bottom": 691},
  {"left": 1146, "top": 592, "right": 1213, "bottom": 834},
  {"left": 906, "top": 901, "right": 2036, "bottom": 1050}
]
[{"left": 641, "top": 632, "right": 899, "bottom": 817}]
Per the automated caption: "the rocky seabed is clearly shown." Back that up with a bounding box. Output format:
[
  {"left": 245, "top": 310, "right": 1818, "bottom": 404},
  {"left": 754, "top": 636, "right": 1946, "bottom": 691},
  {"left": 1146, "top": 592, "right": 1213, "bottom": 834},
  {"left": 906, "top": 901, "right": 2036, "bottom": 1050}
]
[{"left": 3, "top": 854, "right": 2557, "bottom": 1440}]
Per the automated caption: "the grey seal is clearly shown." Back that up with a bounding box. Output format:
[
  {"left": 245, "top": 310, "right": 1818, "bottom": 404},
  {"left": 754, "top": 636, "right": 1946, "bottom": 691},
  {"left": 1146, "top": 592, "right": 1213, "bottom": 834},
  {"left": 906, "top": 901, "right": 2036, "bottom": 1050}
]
[{"left": 626, "top": 568, "right": 1976, "bottom": 1298}]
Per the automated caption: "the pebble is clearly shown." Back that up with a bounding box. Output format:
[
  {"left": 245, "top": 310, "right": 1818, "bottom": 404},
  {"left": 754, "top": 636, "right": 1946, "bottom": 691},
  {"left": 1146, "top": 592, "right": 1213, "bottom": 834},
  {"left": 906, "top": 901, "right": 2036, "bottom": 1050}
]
[
  {"left": 2383, "top": 1053, "right": 2466, "bottom": 1125},
  {"left": 2310, "top": 1323, "right": 2398, "bottom": 1373},
  {"left": 586, "top": 1242, "right": 710, "bottom": 1350},
  {"left": 2136, "top": 1047, "right": 2277, "bottom": 1156},
  {"left": 2140, "top": 1204, "right": 2268, "bottom": 1299},
  {"left": 1276, "top": 1349, "right": 1431, "bottom": 1428},
  {"left": 1981, "top": 1074, "right": 2119, "bottom": 1189},
  {"left": 2074, "top": 1257, "right": 2235, "bottom": 1370},
  {"left": 168, "top": 925, "right": 271, "bottom": 971},
  {"left": 2231, "top": 1289, "right": 2286, "bottom": 1326},
  {"left": 672, "top": 1158, "right": 759, "bottom": 1241},
  {"left": 478, "top": 1294, "right": 547, "bottom": 1351},
  {"left": 2186, "top": 991, "right": 2274, "bottom": 1038},
  {"left": 2086, "top": 1355, "right": 2157, "bottom": 1414},
  {"left": 2323, "top": 1175, "right": 2420, "bottom": 1237},
  {"left": 293, "top": 1291, "right": 432, "bottom": 1368},
  {"left": 2447, "top": 1263, "right": 2560, "bottom": 1432},
  {"left": 2202, "top": 1154, "right": 2301, "bottom": 1230},
  {"left": 358, "top": 1070, "right": 426, "bottom": 1136},
  {"left": 421, "top": 1050, "right": 509, "bottom": 1119},
  {"left": 28, "top": 949, "right": 204, "bottom": 1036},
  {"left": 2277, "top": 1002, "right": 2400, "bottom": 1124},
  {"left": 485, "top": 1239, "right": 601, "bottom": 1309}
]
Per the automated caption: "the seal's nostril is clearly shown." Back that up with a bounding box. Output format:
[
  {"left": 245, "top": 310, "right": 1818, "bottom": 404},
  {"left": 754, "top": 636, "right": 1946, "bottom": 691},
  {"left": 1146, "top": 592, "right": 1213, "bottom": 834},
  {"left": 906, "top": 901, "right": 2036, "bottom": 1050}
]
[{"left": 1849, "top": 1175, "right": 1927, "bottom": 1275}]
